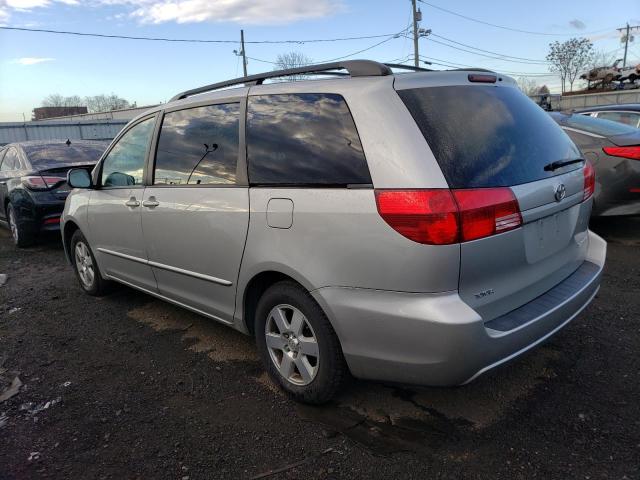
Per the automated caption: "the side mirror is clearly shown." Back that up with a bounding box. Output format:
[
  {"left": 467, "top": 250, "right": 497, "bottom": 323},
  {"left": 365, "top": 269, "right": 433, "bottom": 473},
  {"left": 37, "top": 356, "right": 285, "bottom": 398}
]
[{"left": 67, "top": 168, "right": 92, "bottom": 189}]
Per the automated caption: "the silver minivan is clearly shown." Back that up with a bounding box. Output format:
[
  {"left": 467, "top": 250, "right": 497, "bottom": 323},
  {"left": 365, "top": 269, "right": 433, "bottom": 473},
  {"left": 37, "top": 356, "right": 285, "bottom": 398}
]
[{"left": 62, "top": 60, "right": 606, "bottom": 403}]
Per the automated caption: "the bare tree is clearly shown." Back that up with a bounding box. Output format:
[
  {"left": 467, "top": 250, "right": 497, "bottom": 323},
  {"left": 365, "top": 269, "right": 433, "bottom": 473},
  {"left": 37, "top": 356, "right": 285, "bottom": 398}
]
[
  {"left": 274, "top": 51, "right": 312, "bottom": 81},
  {"left": 546, "top": 38, "right": 593, "bottom": 93},
  {"left": 516, "top": 77, "right": 540, "bottom": 95},
  {"left": 538, "top": 84, "right": 550, "bottom": 94},
  {"left": 588, "top": 49, "right": 618, "bottom": 70},
  {"left": 41, "top": 94, "right": 83, "bottom": 107},
  {"left": 84, "top": 94, "right": 131, "bottom": 113}
]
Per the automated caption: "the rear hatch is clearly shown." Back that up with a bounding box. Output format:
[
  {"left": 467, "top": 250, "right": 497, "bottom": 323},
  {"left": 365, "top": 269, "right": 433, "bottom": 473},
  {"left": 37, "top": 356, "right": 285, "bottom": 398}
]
[{"left": 396, "top": 76, "right": 593, "bottom": 321}]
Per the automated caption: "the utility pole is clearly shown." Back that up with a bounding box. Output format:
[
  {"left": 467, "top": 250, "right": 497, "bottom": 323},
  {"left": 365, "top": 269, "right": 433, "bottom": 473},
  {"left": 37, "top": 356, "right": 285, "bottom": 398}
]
[
  {"left": 617, "top": 23, "right": 640, "bottom": 68},
  {"left": 411, "top": 0, "right": 421, "bottom": 67},
  {"left": 240, "top": 29, "right": 248, "bottom": 76}
]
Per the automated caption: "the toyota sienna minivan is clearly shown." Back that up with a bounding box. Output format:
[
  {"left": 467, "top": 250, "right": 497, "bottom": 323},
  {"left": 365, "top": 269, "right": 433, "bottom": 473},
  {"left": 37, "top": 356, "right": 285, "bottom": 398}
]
[{"left": 61, "top": 60, "right": 606, "bottom": 403}]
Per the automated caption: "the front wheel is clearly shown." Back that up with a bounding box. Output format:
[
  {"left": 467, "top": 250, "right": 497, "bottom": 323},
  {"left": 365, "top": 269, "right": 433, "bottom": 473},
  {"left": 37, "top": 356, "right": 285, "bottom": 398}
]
[
  {"left": 255, "top": 281, "right": 348, "bottom": 404},
  {"left": 70, "top": 230, "right": 109, "bottom": 296}
]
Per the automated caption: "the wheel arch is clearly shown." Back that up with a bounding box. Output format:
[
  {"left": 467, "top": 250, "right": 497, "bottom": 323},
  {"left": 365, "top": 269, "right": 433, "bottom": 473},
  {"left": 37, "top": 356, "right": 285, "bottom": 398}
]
[{"left": 62, "top": 220, "right": 80, "bottom": 263}]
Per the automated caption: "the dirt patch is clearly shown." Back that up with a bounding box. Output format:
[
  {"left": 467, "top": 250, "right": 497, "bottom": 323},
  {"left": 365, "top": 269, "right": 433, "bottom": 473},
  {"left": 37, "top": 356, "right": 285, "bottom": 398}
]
[{"left": 127, "top": 302, "right": 258, "bottom": 362}]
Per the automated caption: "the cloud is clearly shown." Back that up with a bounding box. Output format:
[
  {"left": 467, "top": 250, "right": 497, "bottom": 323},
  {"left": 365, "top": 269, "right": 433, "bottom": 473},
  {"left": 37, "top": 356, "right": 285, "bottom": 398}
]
[
  {"left": 129, "top": 0, "right": 344, "bottom": 25},
  {"left": 14, "top": 57, "right": 55, "bottom": 65},
  {"left": 0, "top": 0, "right": 343, "bottom": 25},
  {"left": 569, "top": 19, "right": 586, "bottom": 30}
]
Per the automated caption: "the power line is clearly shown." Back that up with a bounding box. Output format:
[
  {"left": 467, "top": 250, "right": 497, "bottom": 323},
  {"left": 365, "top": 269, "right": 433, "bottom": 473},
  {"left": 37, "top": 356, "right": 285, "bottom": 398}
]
[
  {"left": 0, "top": 25, "right": 406, "bottom": 44},
  {"left": 425, "top": 36, "right": 553, "bottom": 65},
  {"left": 416, "top": 0, "right": 616, "bottom": 37},
  {"left": 430, "top": 33, "right": 549, "bottom": 63},
  {"left": 247, "top": 30, "right": 408, "bottom": 67}
]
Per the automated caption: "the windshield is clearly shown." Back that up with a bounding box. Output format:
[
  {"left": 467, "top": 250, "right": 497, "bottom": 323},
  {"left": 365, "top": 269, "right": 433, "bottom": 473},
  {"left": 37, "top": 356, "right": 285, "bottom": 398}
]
[
  {"left": 555, "top": 113, "right": 639, "bottom": 137},
  {"left": 397, "top": 85, "right": 581, "bottom": 188}
]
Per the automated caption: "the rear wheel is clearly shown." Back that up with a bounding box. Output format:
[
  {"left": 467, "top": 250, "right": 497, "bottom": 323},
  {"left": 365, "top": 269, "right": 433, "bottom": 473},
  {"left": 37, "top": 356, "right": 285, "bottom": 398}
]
[
  {"left": 7, "top": 203, "right": 35, "bottom": 248},
  {"left": 70, "top": 229, "right": 109, "bottom": 296},
  {"left": 255, "top": 281, "right": 348, "bottom": 404}
]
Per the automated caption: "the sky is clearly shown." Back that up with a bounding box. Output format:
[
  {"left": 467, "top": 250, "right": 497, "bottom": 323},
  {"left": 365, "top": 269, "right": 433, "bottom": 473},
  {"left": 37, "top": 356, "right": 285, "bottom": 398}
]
[{"left": 0, "top": 0, "right": 639, "bottom": 122}]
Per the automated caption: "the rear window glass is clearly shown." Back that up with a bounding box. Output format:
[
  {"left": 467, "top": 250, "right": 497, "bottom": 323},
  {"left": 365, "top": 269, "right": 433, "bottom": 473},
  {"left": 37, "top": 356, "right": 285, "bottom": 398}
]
[
  {"left": 154, "top": 103, "right": 239, "bottom": 185},
  {"left": 558, "top": 113, "right": 639, "bottom": 136},
  {"left": 397, "top": 86, "right": 581, "bottom": 188},
  {"left": 23, "top": 143, "right": 106, "bottom": 167},
  {"left": 247, "top": 93, "right": 371, "bottom": 186}
]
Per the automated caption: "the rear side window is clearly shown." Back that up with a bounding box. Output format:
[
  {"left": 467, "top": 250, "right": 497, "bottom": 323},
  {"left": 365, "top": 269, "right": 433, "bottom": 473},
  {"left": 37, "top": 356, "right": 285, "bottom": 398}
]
[
  {"left": 596, "top": 111, "right": 640, "bottom": 128},
  {"left": 247, "top": 93, "right": 371, "bottom": 186},
  {"left": 154, "top": 103, "right": 239, "bottom": 186},
  {"left": 397, "top": 86, "right": 581, "bottom": 188}
]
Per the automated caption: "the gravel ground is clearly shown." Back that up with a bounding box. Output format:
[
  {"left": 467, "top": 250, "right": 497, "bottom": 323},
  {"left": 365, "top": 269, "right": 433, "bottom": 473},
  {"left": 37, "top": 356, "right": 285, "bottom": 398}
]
[{"left": 0, "top": 218, "right": 638, "bottom": 479}]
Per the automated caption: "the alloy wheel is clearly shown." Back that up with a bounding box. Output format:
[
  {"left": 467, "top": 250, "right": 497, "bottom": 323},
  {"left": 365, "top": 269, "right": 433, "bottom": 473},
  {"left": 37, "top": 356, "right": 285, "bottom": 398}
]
[
  {"left": 74, "top": 241, "right": 95, "bottom": 289},
  {"left": 8, "top": 208, "right": 18, "bottom": 244},
  {"left": 265, "top": 304, "right": 319, "bottom": 386}
]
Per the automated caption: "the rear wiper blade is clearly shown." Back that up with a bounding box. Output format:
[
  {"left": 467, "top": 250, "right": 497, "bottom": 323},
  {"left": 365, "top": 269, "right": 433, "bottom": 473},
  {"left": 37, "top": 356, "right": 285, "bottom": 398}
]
[{"left": 543, "top": 158, "right": 584, "bottom": 172}]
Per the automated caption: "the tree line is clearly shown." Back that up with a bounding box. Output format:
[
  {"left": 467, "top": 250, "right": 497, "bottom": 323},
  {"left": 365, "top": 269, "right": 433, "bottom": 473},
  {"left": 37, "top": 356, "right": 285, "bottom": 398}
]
[{"left": 40, "top": 93, "right": 135, "bottom": 113}]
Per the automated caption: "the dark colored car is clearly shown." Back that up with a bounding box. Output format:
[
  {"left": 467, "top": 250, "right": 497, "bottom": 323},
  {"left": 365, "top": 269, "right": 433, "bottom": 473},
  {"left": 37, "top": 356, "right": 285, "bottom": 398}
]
[
  {"left": 573, "top": 104, "right": 640, "bottom": 129},
  {"left": 549, "top": 112, "right": 640, "bottom": 216},
  {"left": 0, "top": 140, "right": 107, "bottom": 247}
]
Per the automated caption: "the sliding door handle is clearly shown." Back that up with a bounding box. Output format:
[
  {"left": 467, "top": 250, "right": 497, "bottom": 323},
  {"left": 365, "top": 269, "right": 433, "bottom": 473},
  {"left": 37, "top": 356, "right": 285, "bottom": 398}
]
[
  {"left": 125, "top": 197, "right": 140, "bottom": 208},
  {"left": 142, "top": 197, "right": 159, "bottom": 208}
]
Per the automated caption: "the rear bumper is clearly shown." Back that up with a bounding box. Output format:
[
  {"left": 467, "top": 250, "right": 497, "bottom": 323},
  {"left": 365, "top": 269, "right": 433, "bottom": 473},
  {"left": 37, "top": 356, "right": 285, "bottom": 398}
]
[{"left": 312, "top": 230, "right": 606, "bottom": 386}]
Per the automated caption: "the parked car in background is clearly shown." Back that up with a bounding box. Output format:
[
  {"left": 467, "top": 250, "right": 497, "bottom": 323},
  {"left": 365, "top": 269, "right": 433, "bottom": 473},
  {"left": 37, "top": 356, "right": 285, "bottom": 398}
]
[
  {"left": 550, "top": 112, "right": 640, "bottom": 216},
  {"left": 0, "top": 140, "right": 107, "bottom": 247},
  {"left": 62, "top": 61, "right": 606, "bottom": 403},
  {"left": 574, "top": 104, "right": 640, "bottom": 128}
]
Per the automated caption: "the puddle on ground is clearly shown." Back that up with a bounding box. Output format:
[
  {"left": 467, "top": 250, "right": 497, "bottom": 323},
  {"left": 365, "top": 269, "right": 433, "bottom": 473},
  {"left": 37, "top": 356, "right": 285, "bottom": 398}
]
[
  {"left": 127, "top": 298, "right": 561, "bottom": 454},
  {"left": 127, "top": 302, "right": 258, "bottom": 362}
]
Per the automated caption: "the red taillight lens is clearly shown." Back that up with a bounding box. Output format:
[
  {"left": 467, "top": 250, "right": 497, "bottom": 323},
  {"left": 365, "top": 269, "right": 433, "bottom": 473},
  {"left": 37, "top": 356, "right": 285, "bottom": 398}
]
[
  {"left": 22, "top": 175, "right": 65, "bottom": 190},
  {"left": 375, "top": 187, "right": 522, "bottom": 245},
  {"left": 602, "top": 146, "right": 640, "bottom": 161},
  {"left": 583, "top": 161, "right": 595, "bottom": 201},
  {"left": 468, "top": 74, "right": 497, "bottom": 83},
  {"left": 375, "top": 190, "right": 459, "bottom": 245},
  {"left": 43, "top": 217, "right": 60, "bottom": 225},
  {"left": 452, "top": 188, "right": 522, "bottom": 242}
]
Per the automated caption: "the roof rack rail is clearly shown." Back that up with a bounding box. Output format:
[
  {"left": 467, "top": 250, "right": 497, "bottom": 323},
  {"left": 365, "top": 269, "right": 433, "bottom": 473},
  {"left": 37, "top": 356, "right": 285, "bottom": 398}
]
[
  {"left": 384, "top": 63, "right": 433, "bottom": 72},
  {"left": 170, "top": 59, "right": 392, "bottom": 101}
]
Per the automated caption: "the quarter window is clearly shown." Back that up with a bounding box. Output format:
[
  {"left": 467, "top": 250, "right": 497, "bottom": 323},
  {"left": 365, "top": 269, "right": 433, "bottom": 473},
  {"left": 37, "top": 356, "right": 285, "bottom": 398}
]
[
  {"left": 154, "top": 103, "right": 239, "bottom": 185},
  {"left": 0, "top": 148, "right": 19, "bottom": 172},
  {"left": 247, "top": 93, "right": 371, "bottom": 186},
  {"left": 101, "top": 116, "right": 155, "bottom": 187}
]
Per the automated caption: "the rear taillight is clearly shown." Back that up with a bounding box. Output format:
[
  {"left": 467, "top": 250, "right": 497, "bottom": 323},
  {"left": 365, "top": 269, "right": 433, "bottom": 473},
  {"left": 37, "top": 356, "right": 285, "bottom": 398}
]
[
  {"left": 374, "top": 190, "right": 459, "bottom": 245},
  {"left": 43, "top": 217, "right": 60, "bottom": 225},
  {"left": 375, "top": 187, "right": 522, "bottom": 245},
  {"left": 583, "top": 161, "right": 595, "bottom": 201},
  {"left": 602, "top": 146, "right": 640, "bottom": 161},
  {"left": 22, "top": 175, "right": 65, "bottom": 190},
  {"left": 452, "top": 188, "right": 522, "bottom": 242}
]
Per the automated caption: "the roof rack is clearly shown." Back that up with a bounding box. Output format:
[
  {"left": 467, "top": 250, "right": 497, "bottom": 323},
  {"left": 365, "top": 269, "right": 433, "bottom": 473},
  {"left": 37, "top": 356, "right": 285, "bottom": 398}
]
[
  {"left": 170, "top": 59, "right": 393, "bottom": 101},
  {"left": 384, "top": 63, "right": 433, "bottom": 72}
]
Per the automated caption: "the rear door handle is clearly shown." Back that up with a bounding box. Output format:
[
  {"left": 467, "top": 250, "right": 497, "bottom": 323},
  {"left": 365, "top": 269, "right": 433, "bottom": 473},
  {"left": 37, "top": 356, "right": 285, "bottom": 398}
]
[
  {"left": 0, "top": 181, "right": 6, "bottom": 185},
  {"left": 125, "top": 197, "right": 140, "bottom": 208},
  {"left": 142, "top": 197, "right": 159, "bottom": 208}
]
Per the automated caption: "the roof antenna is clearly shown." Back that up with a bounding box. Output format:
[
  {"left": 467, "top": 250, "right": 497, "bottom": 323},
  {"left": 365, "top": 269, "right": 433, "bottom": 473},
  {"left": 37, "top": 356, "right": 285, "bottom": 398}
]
[{"left": 65, "top": 139, "right": 71, "bottom": 146}]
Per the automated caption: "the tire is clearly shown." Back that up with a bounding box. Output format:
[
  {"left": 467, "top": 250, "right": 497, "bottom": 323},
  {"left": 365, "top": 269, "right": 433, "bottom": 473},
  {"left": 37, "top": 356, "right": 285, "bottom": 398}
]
[
  {"left": 70, "top": 229, "right": 109, "bottom": 296},
  {"left": 6, "top": 203, "right": 35, "bottom": 248},
  {"left": 255, "top": 280, "right": 348, "bottom": 404}
]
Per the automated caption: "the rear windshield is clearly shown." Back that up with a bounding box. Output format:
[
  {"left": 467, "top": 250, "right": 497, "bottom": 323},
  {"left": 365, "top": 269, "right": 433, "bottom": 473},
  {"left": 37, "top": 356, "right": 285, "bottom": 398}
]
[
  {"left": 23, "top": 143, "right": 106, "bottom": 168},
  {"left": 555, "top": 113, "right": 639, "bottom": 136},
  {"left": 397, "top": 86, "right": 581, "bottom": 188}
]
